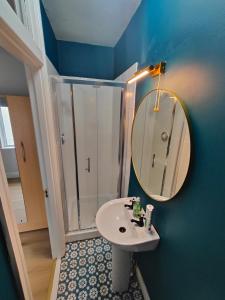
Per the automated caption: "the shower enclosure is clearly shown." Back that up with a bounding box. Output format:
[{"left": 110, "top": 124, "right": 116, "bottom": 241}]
[{"left": 54, "top": 78, "right": 126, "bottom": 234}]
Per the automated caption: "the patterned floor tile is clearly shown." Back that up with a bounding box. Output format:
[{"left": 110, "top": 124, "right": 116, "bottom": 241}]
[{"left": 57, "top": 237, "right": 144, "bottom": 300}]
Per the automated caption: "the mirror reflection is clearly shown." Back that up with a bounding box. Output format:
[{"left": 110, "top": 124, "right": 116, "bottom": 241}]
[{"left": 132, "top": 89, "right": 191, "bottom": 201}]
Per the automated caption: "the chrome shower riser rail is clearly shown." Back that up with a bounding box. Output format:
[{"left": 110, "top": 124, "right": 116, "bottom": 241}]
[{"left": 51, "top": 75, "right": 126, "bottom": 88}]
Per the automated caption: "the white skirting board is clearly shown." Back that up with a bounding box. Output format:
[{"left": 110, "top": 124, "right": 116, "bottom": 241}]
[
  {"left": 136, "top": 265, "right": 151, "bottom": 300},
  {"left": 50, "top": 258, "right": 61, "bottom": 300}
]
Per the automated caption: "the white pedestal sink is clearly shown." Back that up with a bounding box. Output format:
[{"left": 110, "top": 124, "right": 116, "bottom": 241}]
[{"left": 96, "top": 197, "right": 160, "bottom": 293}]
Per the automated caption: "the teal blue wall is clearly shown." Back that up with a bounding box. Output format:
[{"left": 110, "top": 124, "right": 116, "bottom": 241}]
[
  {"left": 40, "top": 1, "right": 114, "bottom": 79},
  {"left": 57, "top": 41, "right": 114, "bottom": 79},
  {"left": 40, "top": 1, "right": 58, "bottom": 71},
  {"left": 0, "top": 224, "right": 19, "bottom": 299},
  {"left": 40, "top": 0, "right": 225, "bottom": 298},
  {"left": 115, "top": 0, "right": 225, "bottom": 299}
]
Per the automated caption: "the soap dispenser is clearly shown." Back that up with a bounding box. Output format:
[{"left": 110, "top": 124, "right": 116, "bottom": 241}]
[{"left": 133, "top": 197, "right": 141, "bottom": 218}]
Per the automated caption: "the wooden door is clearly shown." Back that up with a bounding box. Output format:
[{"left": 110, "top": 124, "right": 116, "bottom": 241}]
[{"left": 7, "top": 96, "right": 47, "bottom": 232}]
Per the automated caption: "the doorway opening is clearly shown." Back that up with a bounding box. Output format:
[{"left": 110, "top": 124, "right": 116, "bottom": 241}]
[{"left": 0, "top": 47, "right": 53, "bottom": 300}]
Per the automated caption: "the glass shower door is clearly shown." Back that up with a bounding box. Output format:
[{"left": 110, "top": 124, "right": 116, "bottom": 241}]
[
  {"left": 56, "top": 83, "right": 79, "bottom": 232},
  {"left": 96, "top": 86, "right": 122, "bottom": 208},
  {"left": 73, "top": 84, "right": 98, "bottom": 230},
  {"left": 73, "top": 84, "right": 123, "bottom": 230}
]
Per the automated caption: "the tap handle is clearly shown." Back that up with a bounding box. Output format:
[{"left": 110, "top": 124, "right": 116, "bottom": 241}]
[
  {"left": 124, "top": 198, "right": 136, "bottom": 209},
  {"left": 131, "top": 216, "right": 145, "bottom": 227},
  {"left": 139, "top": 216, "right": 145, "bottom": 227},
  {"left": 139, "top": 215, "right": 145, "bottom": 222}
]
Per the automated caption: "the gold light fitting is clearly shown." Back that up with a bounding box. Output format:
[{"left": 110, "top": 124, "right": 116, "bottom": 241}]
[{"left": 127, "top": 62, "right": 166, "bottom": 84}]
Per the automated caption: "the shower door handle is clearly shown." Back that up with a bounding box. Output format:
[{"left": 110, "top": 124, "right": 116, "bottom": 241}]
[
  {"left": 85, "top": 158, "right": 90, "bottom": 173},
  {"left": 61, "top": 134, "right": 65, "bottom": 145},
  {"left": 152, "top": 154, "right": 155, "bottom": 168}
]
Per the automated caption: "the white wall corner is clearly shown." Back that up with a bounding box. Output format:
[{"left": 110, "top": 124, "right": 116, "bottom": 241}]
[
  {"left": 116, "top": 62, "right": 138, "bottom": 197},
  {"left": 136, "top": 265, "right": 151, "bottom": 300},
  {"left": 46, "top": 56, "right": 58, "bottom": 76}
]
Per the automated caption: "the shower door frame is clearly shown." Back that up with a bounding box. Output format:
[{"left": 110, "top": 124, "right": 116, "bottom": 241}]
[{"left": 53, "top": 76, "right": 128, "bottom": 240}]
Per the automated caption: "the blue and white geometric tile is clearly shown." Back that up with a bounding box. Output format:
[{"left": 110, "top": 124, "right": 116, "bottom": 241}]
[{"left": 57, "top": 237, "right": 144, "bottom": 300}]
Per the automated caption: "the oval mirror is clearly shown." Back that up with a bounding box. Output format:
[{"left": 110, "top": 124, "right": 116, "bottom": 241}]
[{"left": 131, "top": 89, "right": 191, "bottom": 201}]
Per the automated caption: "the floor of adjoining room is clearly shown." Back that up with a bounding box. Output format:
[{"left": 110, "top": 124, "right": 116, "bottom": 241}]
[
  {"left": 20, "top": 229, "right": 54, "bottom": 300},
  {"left": 57, "top": 237, "right": 144, "bottom": 300},
  {"left": 8, "top": 178, "right": 27, "bottom": 224}
]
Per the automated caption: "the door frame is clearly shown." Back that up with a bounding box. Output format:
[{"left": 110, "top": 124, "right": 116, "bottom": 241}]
[{"left": 0, "top": 0, "right": 65, "bottom": 299}]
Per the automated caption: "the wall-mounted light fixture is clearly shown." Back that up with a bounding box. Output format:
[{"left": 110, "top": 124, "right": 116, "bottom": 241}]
[{"left": 127, "top": 61, "right": 166, "bottom": 84}]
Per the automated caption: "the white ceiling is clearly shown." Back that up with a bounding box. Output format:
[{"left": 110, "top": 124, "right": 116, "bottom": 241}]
[{"left": 42, "top": 0, "right": 142, "bottom": 47}]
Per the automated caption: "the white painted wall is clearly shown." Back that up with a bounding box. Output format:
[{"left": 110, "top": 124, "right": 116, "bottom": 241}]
[
  {"left": 46, "top": 56, "right": 58, "bottom": 76},
  {"left": 46, "top": 58, "right": 70, "bottom": 232},
  {"left": 0, "top": 47, "right": 28, "bottom": 95},
  {"left": 1, "top": 147, "right": 19, "bottom": 178},
  {"left": 42, "top": 0, "right": 142, "bottom": 47},
  {"left": 116, "top": 62, "right": 138, "bottom": 197}
]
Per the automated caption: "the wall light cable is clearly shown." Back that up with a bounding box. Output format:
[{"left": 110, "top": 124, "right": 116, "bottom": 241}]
[{"left": 154, "top": 73, "right": 161, "bottom": 112}]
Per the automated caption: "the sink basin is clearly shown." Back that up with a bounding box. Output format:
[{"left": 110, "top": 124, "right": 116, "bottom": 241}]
[
  {"left": 96, "top": 197, "right": 160, "bottom": 292},
  {"left": 96, "top": 197, "right": 160, "bottom": 252}
]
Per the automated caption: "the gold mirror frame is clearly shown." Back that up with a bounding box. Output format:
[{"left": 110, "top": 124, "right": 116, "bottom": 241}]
[{"left": 131, "top": 88, "right": 191, "bottom": 202}]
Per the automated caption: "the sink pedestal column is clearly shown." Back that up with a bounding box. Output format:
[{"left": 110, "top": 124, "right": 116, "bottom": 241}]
[{"left": 112, "top": 245, "right": 132, "bottom": 292}]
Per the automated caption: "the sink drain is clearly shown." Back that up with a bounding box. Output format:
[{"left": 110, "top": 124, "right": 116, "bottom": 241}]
[{"left": 119, "top": 227, "right": 126, "bottom": 233}]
